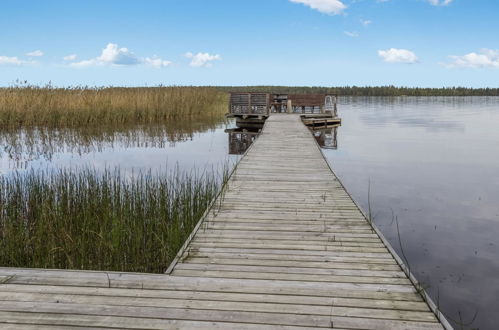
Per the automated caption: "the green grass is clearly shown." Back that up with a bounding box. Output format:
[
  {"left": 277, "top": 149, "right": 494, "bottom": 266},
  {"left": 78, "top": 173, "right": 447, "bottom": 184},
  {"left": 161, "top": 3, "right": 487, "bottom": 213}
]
[{"left": 0, "top": 167, "right": 227, "bottom": 273}]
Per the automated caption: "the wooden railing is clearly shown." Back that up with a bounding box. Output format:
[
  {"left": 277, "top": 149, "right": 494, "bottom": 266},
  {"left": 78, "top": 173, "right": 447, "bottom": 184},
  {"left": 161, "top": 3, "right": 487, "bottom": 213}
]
[
  {"left": 228, "top": 93, "right": 337, "bottom": 117},
  {"left": 229, "top": 93, "right": 269, "bottom": 115}
]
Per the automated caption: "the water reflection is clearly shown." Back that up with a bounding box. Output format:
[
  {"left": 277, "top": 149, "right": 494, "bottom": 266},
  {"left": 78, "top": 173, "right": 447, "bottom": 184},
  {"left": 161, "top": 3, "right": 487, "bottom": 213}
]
[
  {"left": 225, "top": 128, "right": 261, "bottom": 155},
  {"left": 311, "top": 125, "right": 339, "bottom": 149},
  {"left": 225, "top": 124, "right": 340, "bottom": 155},
  {"left": 0, "top": 118, "right": 236, "bottom": 175},
  {"left": 0, "top": 118, "right": 228, "bottom": 170}
]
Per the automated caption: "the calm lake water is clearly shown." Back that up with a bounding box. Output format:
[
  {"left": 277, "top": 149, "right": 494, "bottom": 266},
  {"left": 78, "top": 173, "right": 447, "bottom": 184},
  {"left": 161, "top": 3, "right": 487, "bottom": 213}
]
[
  {"left": 324, "top": 97, "right": 499, "bottom": 330},
  {"left": 0, "top": 122, "right": 240, "bottom": 176},
  {"left": 1, "top": 97, "right": 498, "bottom": 329}
]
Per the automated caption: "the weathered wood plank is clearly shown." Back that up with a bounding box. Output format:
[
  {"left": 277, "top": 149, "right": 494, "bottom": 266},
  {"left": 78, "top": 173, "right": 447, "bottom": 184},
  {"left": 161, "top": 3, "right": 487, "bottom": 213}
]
[
  {"left": 171, "top": 269, "right": 413, "bottom": 285},
  {"left": 187, "top": 247, "right": 394, "bottom": 259},
  {"left": 182, "top": 257, "right": 402, "bottom": 271},
  {"left": 0, "top": 278, "right": 422, "bottom": 301},
  {"left": 0, "top": 312, "right": 323, "bottom": 330},
  {"left": 186, "top": 251, "right": 400, "bottom": 265},
  {"left": 195, "top": 233, "right": 383, "bottom": 243},
  {"left": 174, "top": 263, "right": 406, "bottom": 278},
  {"left": 192, "top": 237, "right": 385, "bottom": 247},
  {"left": 0, "top": 292, "right": 436, "bottom": 322},
  {"left": 194, "top": 229, "right": 380, "bottom": 239},
  {"left": 0, "top": 323, "right": 91, "bottom": 330},
  {"left": 0, "top": 301, "right": 360, "bottom": 328},
  {"left": 189, "top": 242, "right": 389, "bottom": 253},
  {"left": 0, "top": 284, "right": 430, "bottom": 311}
]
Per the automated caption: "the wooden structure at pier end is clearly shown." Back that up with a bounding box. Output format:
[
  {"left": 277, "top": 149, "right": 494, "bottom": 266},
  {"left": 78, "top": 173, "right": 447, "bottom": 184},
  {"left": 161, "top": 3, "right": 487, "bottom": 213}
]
[
  {"left": 228, "top": 92, "right": 341, "bottom": 128},
  {"left": 0, "top": 97, "right": 452, "bottom": 329}
]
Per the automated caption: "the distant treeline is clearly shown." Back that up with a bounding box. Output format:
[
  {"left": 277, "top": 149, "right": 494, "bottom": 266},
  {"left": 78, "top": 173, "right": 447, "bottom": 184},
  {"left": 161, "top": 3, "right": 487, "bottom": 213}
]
[{"left": 217, "top": 86, "right": 499, "bottom": 96}]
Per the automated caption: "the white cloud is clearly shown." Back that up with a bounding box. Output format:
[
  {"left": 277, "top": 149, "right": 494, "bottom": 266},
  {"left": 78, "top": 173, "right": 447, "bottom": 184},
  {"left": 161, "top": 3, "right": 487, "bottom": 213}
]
[
  {"left": 185, "top": 52, "right": 221, "bottom": 67},
  {"left": 144, "top": 56, "right": 172, "bottom": 68},
  {"left": 428, "top": 0, "right": 453, "bottom": 5},
  {"left": 26, "top": 50, "right": 43, "bottom": 57},
  {"left": 447, "top": 49, "right": 499, "bottom": 68},
  {"left": 344, "top": 31, "right": 359, "bottom": 37},
  {"left": 71, "top": 43, "right": 140, "bottom": 67},
  {"left": 0, "top": 55, "right": 27, "bottom": 66},
  {"left": 361, "top": 19, "right": 372, "bottom": 27},
  {"left": 63, "top": 54, "right": 77, "bottom": 61},
  {"left": 99, "top": 43, "right": 139, "bottom": 65},
  {"left": 378, "top": 48, "right": 419, "bottom": 63},
  {"left": 70, "top": 43, "right": 170, "bottom": 68},
  {"left": 289, "top": 0, "right": 346, "bottom": 15}
]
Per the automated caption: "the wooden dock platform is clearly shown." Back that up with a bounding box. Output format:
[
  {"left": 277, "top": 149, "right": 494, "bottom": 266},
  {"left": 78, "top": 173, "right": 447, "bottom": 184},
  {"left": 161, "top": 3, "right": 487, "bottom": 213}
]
[{"left": 0, "top": 114, "right": 450, "bottom": 329}]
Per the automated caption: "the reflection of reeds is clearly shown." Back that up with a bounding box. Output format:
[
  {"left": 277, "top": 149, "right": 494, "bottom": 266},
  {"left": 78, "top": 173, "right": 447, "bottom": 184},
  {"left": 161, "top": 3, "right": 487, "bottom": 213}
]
[
  {"left": 0, "top": 85, "right": 226, "bottom": 128},
  {"left": 1, "top": 120, "right": 227, "bottom": 166},
  {"left": 0, "top": 167, "right": 227, "bottom": 273}
]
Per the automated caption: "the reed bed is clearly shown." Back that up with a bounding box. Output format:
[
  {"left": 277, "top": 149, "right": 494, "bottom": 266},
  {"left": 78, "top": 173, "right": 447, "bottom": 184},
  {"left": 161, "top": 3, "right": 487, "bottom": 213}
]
[
  {"left": 0, "top": 85, "right": 227, "bottom": 128},
  {"left": 0, "top": 167, "right": 226, "bottom": 273}
]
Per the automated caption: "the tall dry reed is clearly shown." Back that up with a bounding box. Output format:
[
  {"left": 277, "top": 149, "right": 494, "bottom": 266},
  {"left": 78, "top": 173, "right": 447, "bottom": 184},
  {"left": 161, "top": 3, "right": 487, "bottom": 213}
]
[{"left": 0, "top": 84, "right": 227, "bottom": 128}]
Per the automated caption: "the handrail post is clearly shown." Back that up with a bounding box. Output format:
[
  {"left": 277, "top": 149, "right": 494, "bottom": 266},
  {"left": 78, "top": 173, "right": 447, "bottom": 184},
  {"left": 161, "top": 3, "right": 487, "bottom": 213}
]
[
  {"left": 266, "top": 93, "right": 270, "bottom": 116},
  {"left": 247, "top": 93, "right": 251, "bottom": 115}
]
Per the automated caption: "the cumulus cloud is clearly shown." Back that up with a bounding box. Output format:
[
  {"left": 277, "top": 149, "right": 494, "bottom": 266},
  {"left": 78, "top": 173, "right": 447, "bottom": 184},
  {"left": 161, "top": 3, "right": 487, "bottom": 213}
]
[
  {"left": 447, "top": 49, "right": 499, "bottom": 68},
  {"left": 144, "top": 56, "right": 172, "bottom": 68},
  {"left": 71, "top": 43, "right": 139, "bottom": 67},
  {"left": 0, "top": 55, "right": 28, "bottom": 66},
  {"left": 289, "top": 0, "right": 346, "bottom": 15},
  {"left": 26, "top": 50, "right": 43, "bottom": 57},
  {"left": 63, "top": 54, "right": 77, "bottom": 61},
  {"left": 428, "top": 0, "right": 453, "bottom": 5},
  {"left": 378, "top": 48, "right": 419, "bottom": 64},
  {"left": 70, "top": 43, "right": 170, "bottom": 68},
  {"left": 185, "top": 52, "right": 221, "bottom": 67}
]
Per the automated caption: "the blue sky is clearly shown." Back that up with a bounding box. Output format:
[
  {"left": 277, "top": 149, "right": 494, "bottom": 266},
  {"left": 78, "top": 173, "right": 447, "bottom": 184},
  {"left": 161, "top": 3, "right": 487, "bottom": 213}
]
[{"left": 1, "top": 0, "right": 498, "bottom": 87}]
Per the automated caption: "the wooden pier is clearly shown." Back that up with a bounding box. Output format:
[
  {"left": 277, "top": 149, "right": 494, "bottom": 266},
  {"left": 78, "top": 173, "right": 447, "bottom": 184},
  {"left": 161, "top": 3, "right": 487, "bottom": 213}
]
[{"left": 0, "top": 114, "right": 450, "bottom": 329}]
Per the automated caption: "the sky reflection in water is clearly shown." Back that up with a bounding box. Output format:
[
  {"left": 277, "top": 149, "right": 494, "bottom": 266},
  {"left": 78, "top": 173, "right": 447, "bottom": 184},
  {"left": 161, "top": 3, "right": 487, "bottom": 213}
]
[
  {"left": 323, "top": 96, "right": 499, "bottom": 330},
  {"left": 0, "top": 122, "right": 239, "bottom": 176}
]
